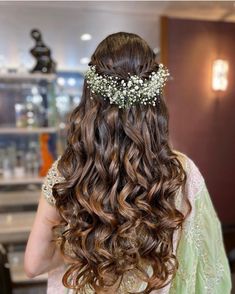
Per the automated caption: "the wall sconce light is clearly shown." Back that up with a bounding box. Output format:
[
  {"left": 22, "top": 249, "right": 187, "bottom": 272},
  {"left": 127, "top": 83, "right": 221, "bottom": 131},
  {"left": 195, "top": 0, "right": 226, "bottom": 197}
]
[{"left": 212, "top": 59, "right": 229, "bottom": 91}]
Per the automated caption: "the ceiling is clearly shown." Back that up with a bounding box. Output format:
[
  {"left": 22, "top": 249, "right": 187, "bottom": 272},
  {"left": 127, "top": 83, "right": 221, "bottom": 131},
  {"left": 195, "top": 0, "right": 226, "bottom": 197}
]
[{"left": 0, "top": 1, "right": 235, "bottom": 71}]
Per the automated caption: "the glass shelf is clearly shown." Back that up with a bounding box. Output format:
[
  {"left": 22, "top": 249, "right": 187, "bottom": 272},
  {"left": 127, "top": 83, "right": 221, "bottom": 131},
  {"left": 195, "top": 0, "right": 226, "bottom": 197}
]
[
  {"left": 0, "top": 127, "right": 57, "bottom": 135},
  {"left": 0, "top": 72, "right": 56, "bottom": 82},
  {"left": 0, "top": 190, "right": 40, "bottom": 206},
  {"left": 0, "top": 211, "right": 35, "bottom": 243},
  {"left": 0, "top": 176, "right": 44, "bottom": 186}
]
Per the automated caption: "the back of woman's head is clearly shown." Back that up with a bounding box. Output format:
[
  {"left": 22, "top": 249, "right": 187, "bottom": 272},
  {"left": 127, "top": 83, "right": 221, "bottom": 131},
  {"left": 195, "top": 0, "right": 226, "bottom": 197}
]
[
  {"left": 91, "top": 32, "right": 157, "bottom": 78},
  {"left": 53, "top": 32, "right": 191, "bottom": 293}
]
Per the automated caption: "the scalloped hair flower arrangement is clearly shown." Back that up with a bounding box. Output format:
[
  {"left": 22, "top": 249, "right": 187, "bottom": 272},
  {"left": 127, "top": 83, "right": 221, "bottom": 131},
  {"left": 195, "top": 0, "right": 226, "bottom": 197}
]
[{"left": 85, "top": 64, "right": 170, "bottom": 109}]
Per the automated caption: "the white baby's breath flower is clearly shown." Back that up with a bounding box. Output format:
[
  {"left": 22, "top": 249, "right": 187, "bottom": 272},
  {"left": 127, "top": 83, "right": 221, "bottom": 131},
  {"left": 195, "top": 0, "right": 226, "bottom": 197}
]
[{"left": 85, "top": 64, "right": 170, "bottom": 109}]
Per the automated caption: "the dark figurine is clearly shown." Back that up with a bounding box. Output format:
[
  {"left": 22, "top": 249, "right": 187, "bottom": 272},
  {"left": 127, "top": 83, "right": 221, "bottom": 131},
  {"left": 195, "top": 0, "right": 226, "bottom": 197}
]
[{"left": 30, "top": 29, "right": 56, "bottom": 74}]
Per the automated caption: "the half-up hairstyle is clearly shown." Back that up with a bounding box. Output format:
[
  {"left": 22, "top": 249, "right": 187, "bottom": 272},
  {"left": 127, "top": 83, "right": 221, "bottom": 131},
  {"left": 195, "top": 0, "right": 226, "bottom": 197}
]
[{"left": 52, "top": 32, "right": 192, "bottom": 293}]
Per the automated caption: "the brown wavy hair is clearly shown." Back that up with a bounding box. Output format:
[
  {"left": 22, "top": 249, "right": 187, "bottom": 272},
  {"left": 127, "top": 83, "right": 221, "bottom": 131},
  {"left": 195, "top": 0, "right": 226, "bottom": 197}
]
[{"left": 52, "top": 32, "right": 192, "bottom": 293}]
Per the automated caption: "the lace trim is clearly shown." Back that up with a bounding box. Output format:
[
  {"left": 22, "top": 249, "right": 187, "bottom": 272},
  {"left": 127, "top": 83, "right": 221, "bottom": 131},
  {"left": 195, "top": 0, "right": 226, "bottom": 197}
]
[{"left": 42, "top": 156, "right": 64, "bottom": 206}]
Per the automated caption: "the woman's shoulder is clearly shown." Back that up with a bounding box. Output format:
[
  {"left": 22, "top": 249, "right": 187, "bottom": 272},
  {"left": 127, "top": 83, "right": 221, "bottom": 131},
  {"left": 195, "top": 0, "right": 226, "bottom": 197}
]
[
  {"left": 172, "top": 149, "right": 203, "bottom": 176},
  {"left": 172, "top": 149, "right": 205, "bottom": 196}
]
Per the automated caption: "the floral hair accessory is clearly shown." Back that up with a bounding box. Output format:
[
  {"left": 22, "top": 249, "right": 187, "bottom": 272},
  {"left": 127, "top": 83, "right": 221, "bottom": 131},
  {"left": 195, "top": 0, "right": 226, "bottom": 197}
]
[{"left": 85, "top": 64, "right": 170, "bottom": 109}]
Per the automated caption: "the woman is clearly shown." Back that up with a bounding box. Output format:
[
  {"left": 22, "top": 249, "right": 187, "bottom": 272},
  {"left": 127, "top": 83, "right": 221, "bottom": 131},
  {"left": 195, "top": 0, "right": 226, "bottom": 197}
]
[{"left": 24, "top": 32, "right": 232, "bottom": 294}]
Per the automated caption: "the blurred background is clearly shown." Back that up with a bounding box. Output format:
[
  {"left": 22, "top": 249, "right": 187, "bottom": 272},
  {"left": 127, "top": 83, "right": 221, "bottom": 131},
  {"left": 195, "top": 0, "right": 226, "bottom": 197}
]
[{"left": 0, "top": 1, "right": 234, "bottom": 293}]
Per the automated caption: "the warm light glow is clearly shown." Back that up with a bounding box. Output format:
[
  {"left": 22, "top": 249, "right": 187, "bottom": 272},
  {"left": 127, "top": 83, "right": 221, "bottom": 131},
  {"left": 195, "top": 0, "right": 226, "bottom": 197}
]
[
  {"left": 80, "top": 57, "right": 90, "bottom": 65},
  {"left": 212, "top": 59, "right": 229, "bottom": 91},
  {"left": 57, "top": 77, "right": 65, "bottom": 86},
  {"left": 67, "top": 78, "right": 76, "bottom": 87},
  {"left": 81, "top": 33, "right": 92, "bottom": 41}
]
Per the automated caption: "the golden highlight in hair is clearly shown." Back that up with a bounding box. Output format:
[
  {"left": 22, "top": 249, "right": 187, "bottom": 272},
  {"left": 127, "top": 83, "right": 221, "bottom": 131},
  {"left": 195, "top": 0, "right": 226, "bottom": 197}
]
[{"left": 52, "top": 32, "right": 192, "bottom": 294}]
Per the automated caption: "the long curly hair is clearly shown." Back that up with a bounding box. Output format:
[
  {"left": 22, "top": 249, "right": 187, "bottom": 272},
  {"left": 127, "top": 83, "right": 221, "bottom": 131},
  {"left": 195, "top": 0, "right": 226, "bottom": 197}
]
[{"left": 52, "top": 32, "right": 192, "bottom": 294}]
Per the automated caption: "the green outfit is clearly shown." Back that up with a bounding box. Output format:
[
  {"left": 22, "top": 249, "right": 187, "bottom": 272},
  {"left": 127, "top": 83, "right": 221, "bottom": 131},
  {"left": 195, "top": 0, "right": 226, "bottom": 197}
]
[{"left": 169, "top": 183, "right": 231, "bottom": 293}]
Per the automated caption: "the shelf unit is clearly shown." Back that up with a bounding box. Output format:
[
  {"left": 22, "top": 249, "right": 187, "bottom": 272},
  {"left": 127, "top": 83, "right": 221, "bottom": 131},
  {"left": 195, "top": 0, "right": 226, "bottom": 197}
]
[
  {"left": 0, "top": 72, "right": 56, "bottom": 82},
  {"left": 0, "top": 127, "right": 57, "bottom": 135},
  {"left": 0, "top": 176, "right": 44, "bottom": 186},
  {"left": 0, "top": 72, "right": 58, "bottom": 290},
  {"left": 0, "top": 190, "right": 40, "bottom": 207},
  {"left": 0, "top": 211, "right": 35, "bottom": 243}
]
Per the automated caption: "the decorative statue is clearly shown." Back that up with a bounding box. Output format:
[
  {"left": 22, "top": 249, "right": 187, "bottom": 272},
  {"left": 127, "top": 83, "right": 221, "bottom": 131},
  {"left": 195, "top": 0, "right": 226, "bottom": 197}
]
[{"left": 30, "top": 29, "right": 56, "bottom": 74}]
